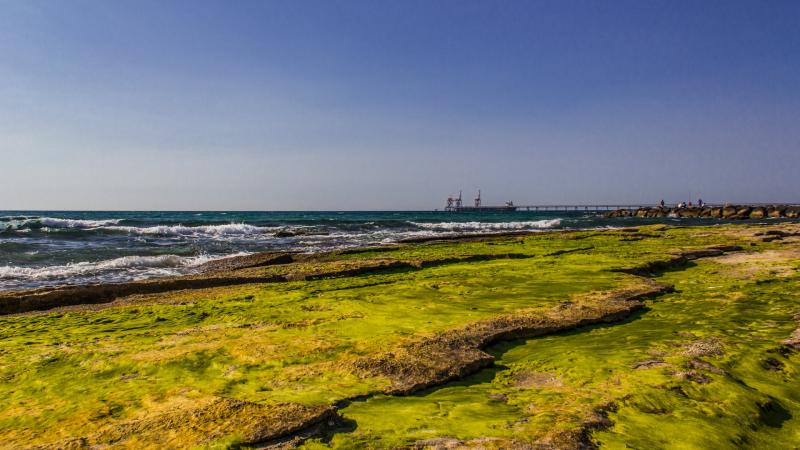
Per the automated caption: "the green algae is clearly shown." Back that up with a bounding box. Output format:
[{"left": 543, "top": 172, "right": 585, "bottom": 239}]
[
  {"left": 0, "top": 224, "right": 794, "bottom": 448},
  {"left": 318, "top": 236, "right": 800, "bottom": 448}
]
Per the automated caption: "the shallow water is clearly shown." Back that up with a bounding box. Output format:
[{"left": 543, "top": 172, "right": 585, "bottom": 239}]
[{"left": 0, "top": 210, "right": 788, "bottom": 290}]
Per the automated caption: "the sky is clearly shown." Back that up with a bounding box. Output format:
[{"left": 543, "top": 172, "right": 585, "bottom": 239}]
[{"left": 0, "top": 0, "right": 798, "bottom": 210}]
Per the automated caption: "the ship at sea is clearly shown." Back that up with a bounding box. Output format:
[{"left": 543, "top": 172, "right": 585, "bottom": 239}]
[{"left": 444, "top": 190, "right": 517, "bottom": 212}]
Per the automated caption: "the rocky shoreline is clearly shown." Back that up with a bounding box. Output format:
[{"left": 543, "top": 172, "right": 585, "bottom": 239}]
[{"left": 607, "top": 204, "right": 800, "bottom": 220}]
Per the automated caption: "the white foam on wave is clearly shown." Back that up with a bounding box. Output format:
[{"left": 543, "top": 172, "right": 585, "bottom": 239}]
[
  {"left": 410, "top": 218, "right": 562, "bottom": 231},
  {"left": 1, "top": 217, "right": 122, "bottom": 230},
  {"left": 106, "top": 223, "right": 278, "bottom": 236},
  {"left": 0, "top": 252, "right": 251, "bottom": 284},
  {"left": 0, "top": 217, "right": 569, "bottom": 289},
  {"left": 39, "top": 217, "right": 123, "bottom": 228}
]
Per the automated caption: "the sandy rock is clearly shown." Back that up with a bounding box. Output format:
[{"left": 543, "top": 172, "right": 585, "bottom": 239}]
[
  {"left": 722, "top": 205, "right": 738, "bottom": 218},
  {"left": 768, "top": 206, "right": 786, "bottom": 218},
  {"left": 750, "top": 207, "right": 766, "bottom": 219}
]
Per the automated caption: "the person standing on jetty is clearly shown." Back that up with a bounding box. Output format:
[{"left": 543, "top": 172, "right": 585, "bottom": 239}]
[{"left": 660, "top": 199, "right": 665, "bottom": 208}]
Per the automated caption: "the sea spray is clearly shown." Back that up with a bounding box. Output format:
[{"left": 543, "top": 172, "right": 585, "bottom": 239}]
[
  {"left": 0, "top": 252, "right": 251, "bottom": 289},
  {"left": 0, "top": 210, "right": 591, "bottom": 290}
]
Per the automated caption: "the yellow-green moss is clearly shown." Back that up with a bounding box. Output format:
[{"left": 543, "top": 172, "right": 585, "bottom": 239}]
[{"left": 0, "top": 223, "right": 795, "bottom": 448}]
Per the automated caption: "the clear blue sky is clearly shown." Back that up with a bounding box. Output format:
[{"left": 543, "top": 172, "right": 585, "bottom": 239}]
[{"left": 1, "top": 0, "right": 798, "bottom": 210}]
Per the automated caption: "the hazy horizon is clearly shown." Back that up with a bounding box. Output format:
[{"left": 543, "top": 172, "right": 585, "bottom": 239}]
[{"left": 2, "top": 0, "right": 798, "bottom": 210}]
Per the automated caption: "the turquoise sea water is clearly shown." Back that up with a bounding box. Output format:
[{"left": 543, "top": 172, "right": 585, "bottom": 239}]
[{"left": 0, "top": 210, "right": 784, "bottom": 290}]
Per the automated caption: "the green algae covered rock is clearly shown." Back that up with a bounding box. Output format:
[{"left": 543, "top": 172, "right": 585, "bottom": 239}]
[{"left": 1, "top": 223, "right": 799, "bottom": 448}]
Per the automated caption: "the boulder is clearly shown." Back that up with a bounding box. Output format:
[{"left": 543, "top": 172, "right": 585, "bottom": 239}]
[
  {"left": 709, "top": 207, "right": 723, "bottom": 218},
  {"left": 768, "top": 206, "right": 786, "bottom": 218},
  {"left": 636, "top": 208, "right": 649, "bottom": 218},
  {"left": 786, "top": 207, "right": 800, "bottom": 219},
  {"left": 749, "top": 207, "right": 766, "bottom": 219},
  {"left": 722, "top": 206, "right": 738, "bottom": 218},
  {"left": 735, "top": 207, "right": 752, "bottom": 219}
]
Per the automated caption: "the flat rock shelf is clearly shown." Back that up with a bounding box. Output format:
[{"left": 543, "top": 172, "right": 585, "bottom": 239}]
[{"left": 2, "top": 223, "right": 800, "bottom": 449}]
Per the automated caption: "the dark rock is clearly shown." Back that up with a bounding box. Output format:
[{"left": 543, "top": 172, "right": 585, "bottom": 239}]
[
  {"left": 674, "top": 370, "right": 712, "bottom": 384},
  {"left": 735, "top": 207, "right": 752, "bottom": 219},
  {"left": 763, "top": 357, "right": 785, "bottom": 372},
  {"left": 686, "top": 359, "right": 724, "bottom": 374},
  {"left": 632, "top": 359, "right": 668, "bottom": 369}
]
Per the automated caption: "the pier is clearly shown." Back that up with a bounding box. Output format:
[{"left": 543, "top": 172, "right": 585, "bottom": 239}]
[
  {"left": 513, "top": 204, "right": 657, "bottom": 212},
  {"left": 444, "top": 189, "right": 659, "bottom": 212},
  {"left": 443, "top": 191, "right": 800, "bottom": 214},
  {"left": 449, "top": 204, "right": 661, "bottom": 212}
]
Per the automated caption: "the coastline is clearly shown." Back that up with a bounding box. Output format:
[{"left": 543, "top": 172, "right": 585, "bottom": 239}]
[
  {"left": 0, "top": 211, "right": 570, "bottom": 291},
  {"left": 0, "top": 229, "right": 581, "bottom": 315},
  {"left": 2, "top": 222, "right": 800, "bottom": 449},
  {"left": 0, "top": 226, "right": 667, "bottom": 315},
  {"left": 3, "top": 209, "right": 795, "bottom": 292}
]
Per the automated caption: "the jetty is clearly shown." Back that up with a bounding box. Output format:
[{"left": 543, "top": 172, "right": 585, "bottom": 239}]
[
  {"left": 606, "top": 204, "right": 800, "bottom": 219},
  {"left": 443, "top": 191, "right": 800, "bottom": 218}
]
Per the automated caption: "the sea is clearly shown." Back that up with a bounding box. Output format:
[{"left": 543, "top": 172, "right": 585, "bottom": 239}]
[{"left": 0, "top": 210, "right": 780, "bottom": 291}]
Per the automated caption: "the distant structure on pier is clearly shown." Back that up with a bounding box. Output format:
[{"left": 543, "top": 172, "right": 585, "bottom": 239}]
[
  {"left": 443, "top": 192, "right": 677, "bottom": 212},
  {"left": 445, "top": 190, "right": 516, "bottom": 212}
]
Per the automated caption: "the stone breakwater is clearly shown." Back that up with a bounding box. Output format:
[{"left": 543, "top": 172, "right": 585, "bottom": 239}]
[{"left": 606, "top": 204, "right": 800, "bottom": 220}]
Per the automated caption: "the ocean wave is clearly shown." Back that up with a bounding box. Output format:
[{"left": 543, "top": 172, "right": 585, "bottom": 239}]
[
  {"left": 0, "top": 218, "right": 283, "bottom": 237},
  {"left": 0, "top": 217, "right": 564, "bottom": 237},
  {"left": 0, "top": 216, "right": 122, "bottom": 231},
  {"left": 105, "top": 223, "right": 278, "bottom": 236},
  {"left": 0, "top": 215, "right": 571, "bottom": 290},
  {"left": 0, "top": 252, "right": 250, "bottom": 285},
  {"left": 410, "top": 219, "right": 562, "bottom": 231}
]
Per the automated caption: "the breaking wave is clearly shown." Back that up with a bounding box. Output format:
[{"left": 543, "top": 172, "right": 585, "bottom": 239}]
[
  {"left": 410, "top": 219, "right": 562, "bottom": 231},
  {"left": 1, "top": 216, "right": 123, "bottom": 231},
  {"left": 0, "top": 217, "right": 278, "bottom": 236},
  {"left": 2, "top": 217, "right": 562, "bottom": 237},
  {"left": 105, "top": 223, "right": 278, "bottom": 236},
  {"left": 0, "top": 252, "right": 250, "bottom": 288},
  {"left": 0, "top": 211, "right": 575, "bottom": 290}
]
